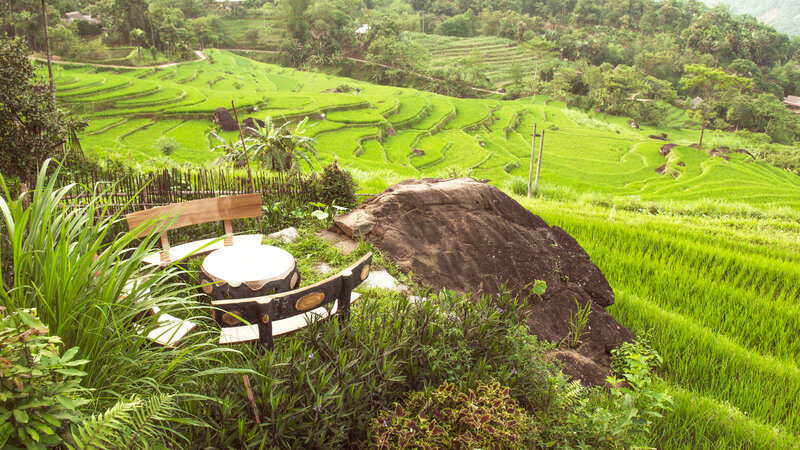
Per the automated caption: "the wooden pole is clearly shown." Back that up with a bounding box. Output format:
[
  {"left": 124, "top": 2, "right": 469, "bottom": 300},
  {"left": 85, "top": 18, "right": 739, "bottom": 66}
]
[
  {"left": 533, "top": 128, "right": 545, "bottom": 197},
  {"left": 527, "top": 123, "right": 537, "bottom": 197},
  {"left": 231, "top": 100, "right": 261, "bottom": 232},
  {"left": 40, "top": 0, "right": 56, "bottom": 108},
  {"left": 231, "top": 100, "right": 256, "bottom": 194}
]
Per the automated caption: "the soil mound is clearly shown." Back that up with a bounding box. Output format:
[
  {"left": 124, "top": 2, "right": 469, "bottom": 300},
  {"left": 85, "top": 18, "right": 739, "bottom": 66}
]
[
  {"left": 659, "top": 143, "right": 677, "bottom": 156},
  {"left": 214, "top": 107, "right": 238, "bottom": 132},
  {"left": 334, "top": 178, "right": 634, "bottom": 385}
]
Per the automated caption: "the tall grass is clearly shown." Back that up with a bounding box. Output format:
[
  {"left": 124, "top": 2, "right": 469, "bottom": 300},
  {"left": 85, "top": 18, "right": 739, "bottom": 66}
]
[
  {"left": 0, "top": 161, "right": 242, "bottom": 436},
  {"left": 516, "top": 194, "right": 800, "bottom": 447}
]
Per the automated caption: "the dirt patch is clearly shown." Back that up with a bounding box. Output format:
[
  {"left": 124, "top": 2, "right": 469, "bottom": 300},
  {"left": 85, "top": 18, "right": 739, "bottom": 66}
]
[
  {"left": 648, "top": 133, "right": 668, "bottom": 141},
  {"left": 213, "top": 107, "right": 237, "bottom": 131},
  {"left": 735, "top": 148, "right": 755, "bottom": 159},
  {"left": 677, "top": 161, "right": 686, "bottom": 167},
  {"left": 709, "top": 150, "right": 730, "bottom": 161},
  {"left": 334, "top": 178, "right": 634, "bottom": 385},
  {"left": 655, "top": 164, "right": 666, "bottom": 174},
  {"left": 411, "top": 147, "right": 425, "bottom": 156},
  {"left": 659, "top": 143, "right": 677, "bottom": 156}
]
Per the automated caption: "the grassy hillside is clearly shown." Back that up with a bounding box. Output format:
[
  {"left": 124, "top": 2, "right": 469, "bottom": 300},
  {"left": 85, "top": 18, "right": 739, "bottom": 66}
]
[
  {"left": 406, "top": 32, "right": 541, "bottom": 89},
  {"left": 52, "top": 49, "right": 800, "bottom": 211},
  {"left": 708, "top": 0, "right": 800, "bottom": 35},
  {"left": 49, "top": 49, "right": 800, "bottom": 447}
]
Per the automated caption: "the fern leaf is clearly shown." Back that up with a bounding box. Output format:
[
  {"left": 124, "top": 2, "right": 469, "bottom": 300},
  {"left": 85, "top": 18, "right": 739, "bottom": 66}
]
[{"left": 68, "top": 394, "right": 175, "bottom": 450}]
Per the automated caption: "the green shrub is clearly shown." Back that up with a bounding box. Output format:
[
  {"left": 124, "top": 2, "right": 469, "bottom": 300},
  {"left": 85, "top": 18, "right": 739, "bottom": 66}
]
[
  {"left": 155, "top": 136, "right": 180, "bottom": 156},
  {"left": 0, "top": 308, "right": 90, "bottom": 448},
  {"left": 610, "top": 334, "right": 663, "bottom": 377},
  {"left": 183, "top": 285, "right": 561, "bottom": 448},
  {"left": 317, "top": 161, "right": 358, "bottom": 208},
  {"left": 371, "top": 381, "right": 534, "bottom": 449}
]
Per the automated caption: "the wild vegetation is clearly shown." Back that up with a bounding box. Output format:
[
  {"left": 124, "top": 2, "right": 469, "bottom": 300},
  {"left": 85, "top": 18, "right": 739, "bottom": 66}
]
[{"left": 3, "top": 0, "right": 800, "bottom": 447}]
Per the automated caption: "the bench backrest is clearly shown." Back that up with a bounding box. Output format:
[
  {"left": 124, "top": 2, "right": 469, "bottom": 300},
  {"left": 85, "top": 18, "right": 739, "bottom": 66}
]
[
  {"left": 126, "top": 193, "right": 262, "bottom": 237},
  {"left": 125, "top": 193, "right": 262, "bottom": 262},
  {"left": 210, "top": 252, "right": 373, "bottom": 349}
]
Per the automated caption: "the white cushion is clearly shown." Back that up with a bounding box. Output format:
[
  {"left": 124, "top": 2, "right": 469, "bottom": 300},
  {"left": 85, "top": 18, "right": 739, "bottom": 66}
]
[
  {"left": 142, "top": 234, "right": 263, "bottom": 266},
  {"left": 136, "top": 313, "right": 196, "bottom": 346}
]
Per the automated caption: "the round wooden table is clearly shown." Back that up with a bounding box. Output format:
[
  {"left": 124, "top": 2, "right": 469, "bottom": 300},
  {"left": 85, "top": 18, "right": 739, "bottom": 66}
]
[{"left": 200, "top": 245, "right": 299, "bottom": 299}]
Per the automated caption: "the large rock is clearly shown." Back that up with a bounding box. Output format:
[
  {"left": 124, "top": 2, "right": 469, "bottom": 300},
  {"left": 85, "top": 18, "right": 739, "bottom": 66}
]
[{"left": 334, "top": 178, "right": 634, "bottom": 385}]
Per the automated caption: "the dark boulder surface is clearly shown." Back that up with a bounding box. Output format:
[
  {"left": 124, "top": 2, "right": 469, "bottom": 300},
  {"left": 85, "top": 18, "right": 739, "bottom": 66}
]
[
  {"left": 213, "top": 107, "right": 238, "bottom": 131},
  {"left": 334, "top": 178, "right": 634, "bottom": 385}
]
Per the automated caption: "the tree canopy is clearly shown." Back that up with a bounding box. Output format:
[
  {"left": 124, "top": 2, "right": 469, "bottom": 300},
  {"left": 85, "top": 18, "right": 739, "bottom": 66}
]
[{"left": 0, "top": 37, "right": 84, "bottom": 181}]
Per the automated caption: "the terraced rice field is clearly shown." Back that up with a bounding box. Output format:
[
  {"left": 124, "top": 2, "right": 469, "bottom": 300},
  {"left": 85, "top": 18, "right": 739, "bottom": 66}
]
[
  {"left": 407, "top": 32, "right": 542, "bottom": 88},
  {"left": 51, "top": 49, "right": 800, "bottom": 447},
  {"left": 525, "top": 196, "right": 800, "bottom": 449},
  {"left": 53, "top": 49, "right": 800, "bottom": 208}
]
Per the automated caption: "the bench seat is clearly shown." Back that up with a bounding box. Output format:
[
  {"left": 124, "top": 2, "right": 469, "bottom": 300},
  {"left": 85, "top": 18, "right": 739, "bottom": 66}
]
[
  {"left": 218, "top": 292, "right": 362, "bottom": 344},
  {"left": 142, "top": 234, "right": 263, "bottom": 266},
  {"left": 135, "top": 311, "right": 197, "bottom": 346}
]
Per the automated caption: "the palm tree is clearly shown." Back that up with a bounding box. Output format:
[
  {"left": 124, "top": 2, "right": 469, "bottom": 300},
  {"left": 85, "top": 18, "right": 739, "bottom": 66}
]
[{"left": 245, "top": 116, "right": 319, "bottom": 172}]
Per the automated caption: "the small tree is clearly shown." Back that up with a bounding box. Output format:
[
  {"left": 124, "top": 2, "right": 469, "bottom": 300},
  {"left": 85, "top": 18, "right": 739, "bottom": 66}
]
[
  {"left": 246, "top": 117, "right": 319, "bottom": 171},
  {"left": 0, "top": 38, "right": 85, "bottom": 181},
  {"left": 681, "top": 64, "right": 752, "bottom": 152},
  {"left": 130, "top": 28, "right": 147, "bottom": 63},
  {"left": 213, "top": 117, "right": 319, "bottom": 172}
]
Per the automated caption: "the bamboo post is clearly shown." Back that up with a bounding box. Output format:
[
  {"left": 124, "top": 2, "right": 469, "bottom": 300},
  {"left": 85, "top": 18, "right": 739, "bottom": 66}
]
[
  {"left": 533, "top": 129, "right": 545, "bottom": 197},
  {"left": 231, "top": 100, "right": 256, "bottom": 194},
  {"left": 527, "top": 123, "right": 537, "bottom": 197},
  {"left": 231, "top": 100, "right": 261, "bottom": 232}
]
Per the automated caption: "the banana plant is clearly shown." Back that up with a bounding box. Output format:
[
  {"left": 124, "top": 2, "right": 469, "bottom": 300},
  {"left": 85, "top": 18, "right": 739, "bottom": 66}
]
[{"left": 244, "top": 116, "right": 319, "bottom": 172}]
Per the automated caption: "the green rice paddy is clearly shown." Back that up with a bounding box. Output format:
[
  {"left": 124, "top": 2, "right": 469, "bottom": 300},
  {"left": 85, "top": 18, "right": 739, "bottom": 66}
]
[{"left": 49, "top": 48, "right": 800, "bottom": 448}]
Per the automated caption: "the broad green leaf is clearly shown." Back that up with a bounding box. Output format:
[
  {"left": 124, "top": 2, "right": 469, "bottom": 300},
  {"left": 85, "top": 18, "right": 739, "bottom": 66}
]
[
  {"left": 55, "top": 396, "right": 76, "bottom": 410},
  {"left": 59, "top": 347, "right": 79, "bottom": 364},
  {"left": 13, "top": 409, "right": 29, "bottom": 424},
  {"left": 55, "top": 368, "right": 87, "bottom": 377},
  {"left": 26, "top": 426, "right": 40, "bottom": 442},
  {"left": 0, "top": 423, "right": 11, "bottom": 447}
]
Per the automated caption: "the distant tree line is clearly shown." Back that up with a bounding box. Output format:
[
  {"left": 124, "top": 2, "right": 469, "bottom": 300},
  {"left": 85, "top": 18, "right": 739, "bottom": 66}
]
[{"left": 2, "top": 0, "right": 799, "bottom": 142}]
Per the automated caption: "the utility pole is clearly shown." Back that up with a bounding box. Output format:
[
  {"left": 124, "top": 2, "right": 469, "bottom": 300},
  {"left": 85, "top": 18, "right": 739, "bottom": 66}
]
[
  {"left": 527, "top": 123, "right": 537, "bottom": 197},
  {"left": 40, "top": 0, "right": 55, "bottom": 108},
  {"left": 533, "top": 129, "right": 545, "bottom": 197}
]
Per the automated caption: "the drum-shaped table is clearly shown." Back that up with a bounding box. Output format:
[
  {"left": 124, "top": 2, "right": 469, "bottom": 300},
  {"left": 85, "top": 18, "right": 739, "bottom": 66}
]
[{"left": 200, "top": 245, "right": 299, "bottom": 299}]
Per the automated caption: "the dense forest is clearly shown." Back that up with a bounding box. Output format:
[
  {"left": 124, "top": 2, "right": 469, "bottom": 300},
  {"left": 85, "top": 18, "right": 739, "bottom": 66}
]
[{"left": 3, "top": 0, "right": 800, "bottom": 144}]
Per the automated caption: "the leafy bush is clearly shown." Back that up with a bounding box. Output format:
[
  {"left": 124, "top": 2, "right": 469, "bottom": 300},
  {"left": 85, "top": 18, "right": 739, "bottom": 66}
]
[
  {"left": 317, "top": 161, "right": 358, "bottom": 208},
  {"left": 371, "top": 381, "right": 534, "bottom": 449},
  {"left": 0, "top": 308, "right": 89, "bottom": 448},
  {"left": 182, "top": 284, "right": 560, "bottom": 448},
  {"left": 610, "top": 334, "right": 663, "bottom": 377},
  {"left": 155, "top": 136, "right": 180, "bottom": 156}
]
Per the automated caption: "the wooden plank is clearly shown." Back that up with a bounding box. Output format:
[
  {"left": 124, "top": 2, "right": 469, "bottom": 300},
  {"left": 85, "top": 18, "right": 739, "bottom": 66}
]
[
  {"left": 217, "top": 293, "right": 363, "bottom": 344},
  {"left": 125, "top": 193, "right": 262, "bottom": 237}
]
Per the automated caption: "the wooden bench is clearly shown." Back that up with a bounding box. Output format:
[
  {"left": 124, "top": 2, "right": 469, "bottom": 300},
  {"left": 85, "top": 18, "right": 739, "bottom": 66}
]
[
  {"left": 125, "top": 193, "right": 263, "bottom": 267},
  {"left": 210, "top": 252, "right": 373, "bottom": 348}
]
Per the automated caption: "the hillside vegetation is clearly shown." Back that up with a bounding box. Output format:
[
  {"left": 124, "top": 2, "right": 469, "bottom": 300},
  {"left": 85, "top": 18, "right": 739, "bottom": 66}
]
[
  {"left": 54, "top": 50, "right": 800, "bottom": 212},
  {"left": 708, "top": 0, "right": 800, "bottom": 35}
]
